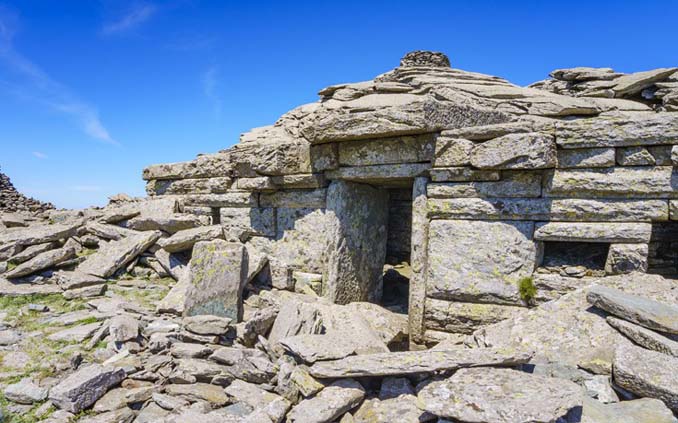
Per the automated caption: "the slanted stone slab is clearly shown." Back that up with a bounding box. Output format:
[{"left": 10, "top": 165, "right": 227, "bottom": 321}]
[
  {"left": 86, "top": 222, "right": 138, "bottom": 240},
  {"left": 286, "top": 379, "right": 365, "bottom": 423},
  {"left": 156, "top": 225, "right": 224, "bottom": 253},
  {"left": 582, "top": 397, "right": 677, "bottom": 423},
  {"left": 427, "top": 198, "right": 668, "bottom": 221},
  {"left": 612, "top": 68, "right": 678, "bottom": 97},
  {"left": 8, "top": 241, "right": 59, "bottom": 264},
  {"left": 5, "top": 247, "right": 75, "bottom": 278},
  {"left": 47, "top": 322, "right": 102, "bottom": 342},
  {"left": 427, "top": 220, "right": 536, "bottom": 305},
  {"left": 309, "top": 347, "right": 532, "bottom": 378},
  {"left": 78, "top": 230, "right": 161, "bottom": 278},
  {"left": 556, "top": 147, "right": 615, "bottom": 168},
  {"left": 418, "top": 368, "right": 582, "bottom": 423},
  {"left": 587, "top": 285, "right": 678, "bottom": 334},
  {"left": 183, "top": 240, "right": 246, "bottom": 321},
  {"left": 426, "top": 172, "right": 542, "bottom": 198},
  {"left": 470, "top": 132, "right": 557, "bottom": 169},
  {"left": 545, "top": 166, "right": 678, "bottom": 198},
  {"left": 607, "top": 317, "right": 678, "bottom": 357},
  {"left": 534, "top": 222, "right": 652, "bottom": 243},
  {"left": 0, "top": 221, "right": 81, "bottom": 247},
  {"left": 555, "top": 112, "right": 678, "bottom": 149},
  {"left": 613, "top": 342, "right": 678, "bottom": 411},
  {"left": 49, "top": 364, "right": 125, "bottom": 413}
]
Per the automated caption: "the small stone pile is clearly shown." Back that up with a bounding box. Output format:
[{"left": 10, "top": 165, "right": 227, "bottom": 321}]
[
  {"left": 530, "top": 66, "right": 678, "bottom": 110},
  {"left": 0, "top": 168, "right": 54, "bottom": 214}
]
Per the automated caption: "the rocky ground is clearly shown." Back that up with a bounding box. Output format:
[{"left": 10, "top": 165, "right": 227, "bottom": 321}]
[{"left": 0, "top": 195, "right": 676, "bottom": 422}]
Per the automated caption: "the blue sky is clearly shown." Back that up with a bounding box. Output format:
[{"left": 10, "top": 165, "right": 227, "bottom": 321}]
[{"left": 1, "top": 1, "right": 676, "bottom": 209}]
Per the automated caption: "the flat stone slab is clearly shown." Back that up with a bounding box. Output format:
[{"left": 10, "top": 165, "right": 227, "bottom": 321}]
[
  {"left": 286, "top": 379, "right": 365, "bottom": 423},
  {"left": 587, "top": 285, "right": 678, "bottom": 334},
  {"left": 279, "top": 333, "right": 357, "bottom": 363},
  {"left": 156, "top": 225, "right": 225, "bottom": 253},
  {"left": 78, "top": 230, "right": 161, "bottom": 278},
  {"left": 354, "top": 396, "right": 433, "bottom": 423},
  {"left": 0, "top": 278, "right": 61, "bottom": 296},
  {"left": 3, "top": 378, "right": 48, "bottom": 404},
  {"left": 534, "top": 222, "right": 652, "bottom": 243},
  {"left": 49, "top": 364, "right": 126, "bottom": 413},
  {"left": 613, "top": 342, "right": 678, "bottom": 411},
  {"left": 0, "top": 221, "right": 82, "bottom": 247},
  {"left": 47, "top": 322, "right": 102, "bottom": 342},
  {"left": 418, "top": 368, "right": 582, "bottom": 422},
  {"left": 607, "top": 316, "right": 678, "bottom": 357},
  {"left": 582, "top": 397, "right": 677, "bottom": 423},
  {"left": 308, "top": 347, "right": 532, "bottom": 378},
  {"left": 470, "top": 132, "right": 557, "bottom": 170}
]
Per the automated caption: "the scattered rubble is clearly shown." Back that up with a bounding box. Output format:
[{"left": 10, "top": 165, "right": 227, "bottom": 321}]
[{"left": 0, "top": 50, "right": 677, "bottom": 422}]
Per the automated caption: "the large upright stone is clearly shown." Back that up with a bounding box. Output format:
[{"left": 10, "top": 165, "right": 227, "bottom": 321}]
[
  {"left": 418, "top": 368, "right": 582, "bottom": 423},
  {"left": 427, "top": 220, "right": 536, "bottom": 305},
  {"left": 78, "top": 230, "right": 161, "bottom": 278},
  {"left": 183, "top": 240, "right": 247, "bottom": 321},
  {"left": 324, "top": 181, "right": 388, "bottom": 304},
  {"left": 470, "top": 132, "right": 557, "bottom": 169},
  {"left": 587, "top": 285, "right": 678, "bottom": 334}
]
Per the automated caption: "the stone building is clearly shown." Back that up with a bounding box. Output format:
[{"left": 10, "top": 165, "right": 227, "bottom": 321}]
[{"left": 143, "top": 51, "right": 678, "bottom": 345}]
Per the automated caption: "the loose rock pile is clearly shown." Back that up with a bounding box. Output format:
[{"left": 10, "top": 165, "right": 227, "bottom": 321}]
[
  {"left": 0, "top": 51, "right": 677, "bottom": 422},
  {"left": 0, "top": 169, "right": 54, "bottom": 214}
]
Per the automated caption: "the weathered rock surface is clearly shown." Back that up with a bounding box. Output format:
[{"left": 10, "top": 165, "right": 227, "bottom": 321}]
[
  {"left": 418, "top": 368, "right": 582, "bottom": 422},
  {"left": 582, "top": 397, "right": 677, "bottom": 423},
  {"left": 470, "top": 132, "right": 557, "bottom": 169},
  {"left": 309, "top": 347, "right": 532, "bottom": 378},
  {"left": 3, "top": 378, "right": 49, "bottom": 404},
  {"left": 473, "top": 274, "right": 678, "bottom": 374},
  {"left": 49, "top": 364, "right": 126, "bottom": 413},
  {"left": 156, "top": 225, "right": 224, "bottom": 252},
  {"left": 5, "top": 246, "right": 76, "bottom": 278},
  {"left": 183, "top": 240, "right": 246, "bottom": 320},
  {"left": 613, "top": 342, "right": 678, "bottom": 411},
  {"left": 607, "top": 316, "right": 678, "bottom": 356},
  {"left": 78, "top": 230, "right": 161, "bottom": 278},
  {"left": 587, "top": 285, "right": 678, "bottom": 334},
  {"left": 286, "top": 379, "right": 365, "bottom": 423}
]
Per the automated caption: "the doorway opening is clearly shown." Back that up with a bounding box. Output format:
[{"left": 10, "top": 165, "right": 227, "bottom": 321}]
[
  {"left": 648, "top": 222, "right": 678, "bottom": 277},
  {"left": 382, "top": 187, "right": 413, "bottom": 314}
]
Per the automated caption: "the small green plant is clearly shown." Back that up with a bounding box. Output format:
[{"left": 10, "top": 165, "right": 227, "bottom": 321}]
[
  {"left": 517, "top": 276, "right": 537, "bottom": 304},
  {"left": 76, "top": 248, "right": 97, "bottom": 258},
  {"left": 6, "top": 262, "right": 17, "bottom": 271}
]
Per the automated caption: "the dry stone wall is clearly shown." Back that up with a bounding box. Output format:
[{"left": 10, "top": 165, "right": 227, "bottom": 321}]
[{"left": 143, "top": 51, "right": 678, "bottom": 345}]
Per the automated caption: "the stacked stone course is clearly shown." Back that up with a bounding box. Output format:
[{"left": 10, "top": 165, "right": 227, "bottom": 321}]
[{"left": 143, "top": 51, "right": 678, "bottom": 345}]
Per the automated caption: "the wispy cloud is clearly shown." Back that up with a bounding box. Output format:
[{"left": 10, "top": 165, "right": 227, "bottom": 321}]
[
  {"left": 0, "top": 6, "right": 118, "bottom": 145},
  {"left": 69, "top": 185, "right": 103, "bottom": 192},
  {"left": 32, "top": 151, "right": 48, "bottom": 159},
  {"left": 201, "top": 65, "right": 221, "bottom": 116},
  {"left": 101, "top": 2, "right": 157, "bottom": 35}
]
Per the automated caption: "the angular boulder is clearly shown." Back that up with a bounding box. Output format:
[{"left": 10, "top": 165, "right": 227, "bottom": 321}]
[
  {"left": 5, "top": 246, "right": 76, "bottom": 278},
  {"left": 78, "top": 230, "right": 162, "bottom": 278},
  {"left": 49, "top": 364, "right": 126, "bottom": 413},
  {"left": 286, "top": 379, "right": 365, "bottom": 423},
  {"left": 183, "top": 240, "right": 247, "bottom": 320},
  {"left": 418, "top": 368, "right": 582, "bottom": 423}
]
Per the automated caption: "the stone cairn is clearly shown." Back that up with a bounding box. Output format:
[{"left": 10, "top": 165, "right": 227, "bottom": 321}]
[
  {"left": 0, "top": 51, "right": 677, "bottom": 422},
  {"left": 0, "top": 168, "right": 54, "bottom": 214}
]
